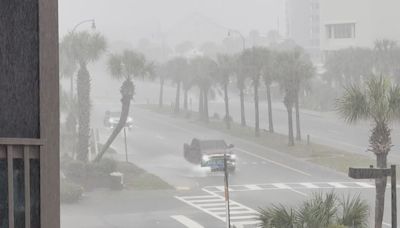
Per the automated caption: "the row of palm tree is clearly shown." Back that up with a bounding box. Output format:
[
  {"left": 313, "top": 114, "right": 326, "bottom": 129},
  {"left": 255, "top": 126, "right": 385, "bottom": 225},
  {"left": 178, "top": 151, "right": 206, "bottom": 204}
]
[
  {"left": 157, "top": 47, "right": 314, "bottom": 145},
  {"left": 257, "top": 192, "right": 369, "bottom": 228}
]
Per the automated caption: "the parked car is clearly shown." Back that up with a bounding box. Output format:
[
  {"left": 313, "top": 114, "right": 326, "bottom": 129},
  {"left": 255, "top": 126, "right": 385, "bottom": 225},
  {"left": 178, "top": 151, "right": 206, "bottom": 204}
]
[
  {"left": 103, "top": 111, "right": 133, "bottom": 129},
  {"left": 183, "top": 138, "right": 236, "bottom": 172}
]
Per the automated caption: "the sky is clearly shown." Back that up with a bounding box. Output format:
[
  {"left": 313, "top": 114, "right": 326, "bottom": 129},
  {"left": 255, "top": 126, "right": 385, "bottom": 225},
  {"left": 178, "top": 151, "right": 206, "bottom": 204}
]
[{"left": 59, "top": 0, "right": 286, "bottom": 46}]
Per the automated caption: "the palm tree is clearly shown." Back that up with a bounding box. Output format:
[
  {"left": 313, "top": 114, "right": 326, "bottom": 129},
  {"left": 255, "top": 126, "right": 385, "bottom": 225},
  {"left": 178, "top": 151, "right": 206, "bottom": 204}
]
[
  {"left": 238, "top": 47, "right": 266, "bottom": 136},
  {"left": 94, "top": 50, "right": 152, "bottom": 162},
  {"left": 64, "top": 31, "right": 107, "bottom": 162},
  {"left": 336, "top": 76, "right": 400, "bottom": 228},
  {"left": 262, "top": 51, "right": 277, "bottom": 133},
  {"left": 257, "top": 192, "right": 369, "bottom": 228},
  {"left": 165, "top": 57, "right": 189, "bottom": 114},
  {"left": 216, "top": 54, "right": 235, "bottom": 129},
  {"left": 190, "top": 56, "right": 218, "bottom": 122},
  {"left": 235, "top": 59, "right": 248, "bottom": 127},
  {"left": 276, "top": 48, "right": 313, "bottom": 144}
]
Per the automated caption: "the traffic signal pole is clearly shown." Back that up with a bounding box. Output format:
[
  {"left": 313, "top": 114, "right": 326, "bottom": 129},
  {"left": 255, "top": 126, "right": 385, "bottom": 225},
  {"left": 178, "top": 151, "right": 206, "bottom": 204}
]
[{"left": 224, "top": 154, "right": 231, "bottom": 228}]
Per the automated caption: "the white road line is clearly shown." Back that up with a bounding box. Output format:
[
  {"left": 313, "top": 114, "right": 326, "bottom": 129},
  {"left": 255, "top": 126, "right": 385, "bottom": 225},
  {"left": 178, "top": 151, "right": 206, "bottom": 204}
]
[
  {"left": 235, "top": 148, "right": 311, "bottom": 176},
  {"left": 383, "top": 222, "right": 391, "bottom": 227},
  {"left": 190, "top": 198, "right": 224, "bottom": 203},
  {"left": 272, "top": 183, "right": 307, "bottom": 197},
  {"left": 197, "top": 203, "right": 226, "bottom": 207},
  {"left": 355, "top": 182, "right": 375, "bottom": 188},
  {"left": 328, "top": 182, "right": 347, "bottom": 188},
  {"left": 228, "top": 215, "right": 259, "bottom": 220},
  {"left": 300, "top": 183, "right": 319, "bottom": 189},
  {"left": 180, "top": 195, "right": 221, "bottom": 200},
  {"left": 245, "top": 185, "right": 263, "bottom": 190},
  {"left": 171, "top": 215, "right": 204, "bottom": 228}
]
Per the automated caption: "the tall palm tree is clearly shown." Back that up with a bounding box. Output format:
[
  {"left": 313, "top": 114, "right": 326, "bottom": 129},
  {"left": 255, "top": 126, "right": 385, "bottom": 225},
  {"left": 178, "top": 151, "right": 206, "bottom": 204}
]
[
  {"left": 191, "top": 56, "right": 218, "bottom": 122},
  {"left": 262, "top": 51, "right": 277, "bottom": 133},
  {"left": 336, "top": 76, "right": 400, "bottom": 228},
  {"left": 64, "top": 31, "right": 107, "bottom": 162},
  {"left": 238, "top": 47, "right": 266, "bottom": 136},
  {"left": 235, "top": 61, "right": 248, "bottom": 127},
  {"left": 216, "top": 54, "right": 235, "bottom": 129},
  {"left": 94, "top": 50, "right": 152, "bottom": 162},
  {"left": 154, "top": 63, "right": 166, "bottom": 108},
  {"left": 165, "top": 57, "right": 189, "bottom": 114}
]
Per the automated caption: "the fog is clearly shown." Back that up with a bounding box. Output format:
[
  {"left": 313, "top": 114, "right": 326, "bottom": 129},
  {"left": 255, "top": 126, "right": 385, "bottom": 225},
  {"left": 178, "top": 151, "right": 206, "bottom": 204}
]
[{"left": 58, "top": 1, "right": 400, "bottom": 228}]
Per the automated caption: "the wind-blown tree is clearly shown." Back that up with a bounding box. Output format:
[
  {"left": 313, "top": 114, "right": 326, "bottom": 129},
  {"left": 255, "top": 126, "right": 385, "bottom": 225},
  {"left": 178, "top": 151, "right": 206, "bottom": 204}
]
[
  {"left": 262, "top": 51, "right": 277, "bottom": 133},
  {"left": 64, "top": 31, "right": 107, "bottom": 162},
  {"left": 154, "top": 63, "right": 166, "bottom": 108},
  {"left": 165, "top": 57, "right": 189, "bottom": 114},
  {"left": 336, "top": 76, "right": 400, "bottom": 228},
  {"left": 238, "top": 47, "right": 267, "bottom": 136},
  {"left": 374, "top": 39, "right": 400, "bottom": 81},
  {"left": 182, "top": 68, "right": 194, "bottom": 111},
  {"left": 324, "top": 47, "right": 373, "bottom": 87},
  {"left": 216, "top": 54, "right": 235, "bottom": 129},
  {"left": 191, "top": 56, "right": 218, "bottom": 122},
  {"left": 94, "top": 50, "right": 153, "bottom": 162},
  {"left": 234, "top": 55, "right": 248, "bottom": 127},
  {"left": 257, "top": 192, "right": 369, "bottom": 228}
]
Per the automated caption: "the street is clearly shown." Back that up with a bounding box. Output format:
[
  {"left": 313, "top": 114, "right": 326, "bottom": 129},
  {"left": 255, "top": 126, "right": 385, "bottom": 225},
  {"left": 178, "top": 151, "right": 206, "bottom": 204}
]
[{"left": 61, "top": 97, "right": 399, "bottom": 227}]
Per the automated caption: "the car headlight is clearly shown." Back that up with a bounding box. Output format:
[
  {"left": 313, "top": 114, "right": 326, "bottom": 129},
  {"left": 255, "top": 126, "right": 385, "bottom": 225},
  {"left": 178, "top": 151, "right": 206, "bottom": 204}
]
[
  {"left": 230, "top": 154, "right": 237, "bottom": 160},
  {"left": 202, "top": 155, "right": 210, "bottom": 162}
]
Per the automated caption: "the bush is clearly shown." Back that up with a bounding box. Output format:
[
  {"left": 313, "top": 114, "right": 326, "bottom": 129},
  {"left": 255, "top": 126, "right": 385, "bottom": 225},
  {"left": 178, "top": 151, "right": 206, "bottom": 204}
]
[
  {"left": 63, "top": 159, "right": 86, "bottom": 184},
  {"left": 61, "top": 181, "right": 83, "bottom": 203}
]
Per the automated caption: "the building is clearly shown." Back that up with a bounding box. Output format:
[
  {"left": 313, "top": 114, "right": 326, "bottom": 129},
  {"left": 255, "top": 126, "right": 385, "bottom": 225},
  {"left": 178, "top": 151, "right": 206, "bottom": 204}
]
[
  {"left": 286, "top": 0, "right": 321, "bottom": 60},
  {"left": 0, "top": 0, "right": 59, "bottom": 227},
  {"left": 320, "top": 0, "right": 400, "bottom": 51}
]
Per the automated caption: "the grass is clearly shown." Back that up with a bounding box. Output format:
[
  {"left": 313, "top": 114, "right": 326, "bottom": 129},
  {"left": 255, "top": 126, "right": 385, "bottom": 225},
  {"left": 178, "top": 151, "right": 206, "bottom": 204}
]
[
  {"left": 138, "top": 104, "right": 376, "bottom": 175},
  {"left": 116, "top": 161, "right": 173, "bottom": 190}
]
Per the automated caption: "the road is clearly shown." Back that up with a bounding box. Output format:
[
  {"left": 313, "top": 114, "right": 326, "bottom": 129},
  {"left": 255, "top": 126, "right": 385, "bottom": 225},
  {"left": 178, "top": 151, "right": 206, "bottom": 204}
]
[
  {"left": 62, "top": 100, "right": 399, "bottom": 228},
  {"left": 60, "top": 76, "right": 399, "bottom": 228}
]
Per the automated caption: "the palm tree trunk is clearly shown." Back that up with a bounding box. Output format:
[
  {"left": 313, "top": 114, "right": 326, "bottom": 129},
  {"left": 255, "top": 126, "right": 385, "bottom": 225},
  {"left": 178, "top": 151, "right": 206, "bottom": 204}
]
[
  {"left": 174, "top": 81, "right": 181, "bottom": 114},
  {"left": 94, "top": 79, "right": 134, "bottom": 162},
  {"left": 199, "top": 88, "right": 204, "bottom": 117},
  {"left": 375, "top": 153, "right": 387, "bottom": 228},
  {"left": 184, "top": 89, "right": 188, "bottom": 111},
  {"left": 295, "top": 93, "right": 301, "bottom": 141},
  {"left": 203, "top": 88, "right": 209, "bottom": 123},
  {"left": 159, "top": 77, "right": 164, "bottom": 108},
  {"left": 76, "top": 64, "right": 91, "bottom": 163},
  {"left": 239, "top": 87, "right": 246, "bottom": 127},
  {"left": 254, "top": 81, "right": 260, "bottom": 137},
  {"left": 287, "top": 106, "right": 295, "bottom": 146},
  {"left": 70, "top": 74, "right": 74, "bottom": 99},
  {"left": 223, "top": 83, "right": 231, "bottom": 129},
  {"left": 266, "top": 84, "right": 274, "bottom": 133}
]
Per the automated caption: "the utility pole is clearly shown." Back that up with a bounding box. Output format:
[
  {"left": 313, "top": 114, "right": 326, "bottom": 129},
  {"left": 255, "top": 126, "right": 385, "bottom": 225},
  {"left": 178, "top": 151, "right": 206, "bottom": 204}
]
[{"left": 224, "top": 153, "right": 231, "bottom": 228}]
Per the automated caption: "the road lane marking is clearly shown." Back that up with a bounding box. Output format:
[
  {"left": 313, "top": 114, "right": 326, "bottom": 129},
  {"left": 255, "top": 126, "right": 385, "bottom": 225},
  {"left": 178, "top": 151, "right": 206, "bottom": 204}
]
[
  {"left": 300, "top": 183, "right": 319, "bottom": 189},
  {"left": 328, "top": 182, "right": 347, "bottom": 188},
  {"left": 355, "top": 182, "right": 374, "bottom": 188},
  {"left": 235, "top": 148, "right": 311, "bottom": 176},
  {"left": 272, "top": 183, "right": 308, "bottom": 197},
  {"left": 171, "top": 215, "right": 204, "bottom": 228},
  {"left": 245, "top": 185, "right": 263, "bottom": 190}
]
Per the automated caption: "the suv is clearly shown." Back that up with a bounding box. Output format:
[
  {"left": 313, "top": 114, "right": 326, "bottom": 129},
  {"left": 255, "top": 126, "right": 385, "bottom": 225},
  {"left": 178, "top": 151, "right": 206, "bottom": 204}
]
[
  {"left": 183, "top": 138, "right": 236, "bottom": 172},
  {"left": 103, "top": 111, "right": 133, "bottom": 129}
]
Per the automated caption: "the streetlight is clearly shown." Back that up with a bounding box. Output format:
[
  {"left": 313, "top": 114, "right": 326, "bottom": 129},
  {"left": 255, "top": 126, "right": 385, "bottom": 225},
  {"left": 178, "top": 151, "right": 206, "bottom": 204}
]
[
  {"left": 227, "top": 29, "right": 246, "bottom": 51},
  {"left": 71, "top": 19, "right": 96, "bottom": 33}
]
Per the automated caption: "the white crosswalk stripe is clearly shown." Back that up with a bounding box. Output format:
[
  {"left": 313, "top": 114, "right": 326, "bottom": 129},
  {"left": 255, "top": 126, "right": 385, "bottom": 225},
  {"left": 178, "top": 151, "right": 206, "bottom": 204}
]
[
  {"left": 175, "top": 192, "right": 260, "bottom": 227},
  {"left": 203, "top": 181, "right": 389, "bottom": 193}
]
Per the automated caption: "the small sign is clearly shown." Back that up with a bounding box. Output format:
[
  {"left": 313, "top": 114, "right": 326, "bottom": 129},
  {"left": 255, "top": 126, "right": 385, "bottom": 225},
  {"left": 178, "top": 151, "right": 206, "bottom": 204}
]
[{"left": 349, "top": 167, "right": 391, "bottom": 179}]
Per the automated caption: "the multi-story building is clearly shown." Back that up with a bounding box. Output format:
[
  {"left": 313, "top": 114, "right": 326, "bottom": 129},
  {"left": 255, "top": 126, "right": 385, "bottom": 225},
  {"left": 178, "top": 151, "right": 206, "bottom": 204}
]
[
  {"left": 320, "top": 0, "right": 400, "bottom": 51},
  {"left": 286, "top": 0, "right": 321, "bottom": 60}
]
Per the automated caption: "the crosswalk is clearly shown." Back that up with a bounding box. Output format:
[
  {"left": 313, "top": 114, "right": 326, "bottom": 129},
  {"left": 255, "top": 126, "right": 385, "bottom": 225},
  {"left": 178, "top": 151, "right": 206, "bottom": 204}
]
[
  {"left": 202, "top": 181, "right": 400, "bottom": 193},
  {"left": 175, "top": 192, "right": 260, "bottom": 227}
]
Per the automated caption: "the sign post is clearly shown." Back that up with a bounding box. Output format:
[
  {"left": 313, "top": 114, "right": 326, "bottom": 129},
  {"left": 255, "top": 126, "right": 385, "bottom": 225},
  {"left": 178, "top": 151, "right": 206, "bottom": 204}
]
[
  {"left": 224, "top": 153, "right": 231, "bottom": 228},
  {"left": 348, "top": 165, "right": 397, "bottom": 227}
]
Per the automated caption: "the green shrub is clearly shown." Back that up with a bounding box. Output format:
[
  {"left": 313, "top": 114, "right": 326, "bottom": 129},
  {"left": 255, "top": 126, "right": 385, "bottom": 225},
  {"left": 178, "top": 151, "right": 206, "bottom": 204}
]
[{"left": 61, "top": 181, "right": 83, "bottom": 203}]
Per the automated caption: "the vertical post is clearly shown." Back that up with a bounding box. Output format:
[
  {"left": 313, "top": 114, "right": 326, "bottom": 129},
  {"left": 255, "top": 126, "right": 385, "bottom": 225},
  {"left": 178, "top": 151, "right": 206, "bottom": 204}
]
[
  {"left": 224, "top": 154, "right": 231, "bottom": 228},
  {"left": 392, "top": 165, "right": 397, "bottom": 228},
  {"left": 124, "top": 127, "right": 128, "bottom": 162},
  {"left": 7, "top": 146, "right": 14, "bottom": 228}
]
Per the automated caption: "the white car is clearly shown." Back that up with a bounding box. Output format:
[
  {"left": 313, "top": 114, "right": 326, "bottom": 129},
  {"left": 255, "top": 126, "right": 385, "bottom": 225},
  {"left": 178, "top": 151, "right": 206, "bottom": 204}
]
[{"left": 104, "top": 111, "right": 133, "bottom": 129}]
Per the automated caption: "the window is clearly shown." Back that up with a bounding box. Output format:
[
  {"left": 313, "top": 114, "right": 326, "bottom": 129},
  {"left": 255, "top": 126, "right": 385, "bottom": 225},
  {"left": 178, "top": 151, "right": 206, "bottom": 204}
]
[{"left": 326, "top": 23, "right": 355, "bottom": 39}]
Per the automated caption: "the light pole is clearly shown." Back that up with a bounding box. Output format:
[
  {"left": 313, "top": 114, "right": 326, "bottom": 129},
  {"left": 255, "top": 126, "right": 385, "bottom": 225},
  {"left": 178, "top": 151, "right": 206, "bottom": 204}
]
[
  {"left": 227, "top": 29, "right": 246, "bottom": 51},
  {"left": 124, "top": 127, "right": 128, "bottom": 162}
]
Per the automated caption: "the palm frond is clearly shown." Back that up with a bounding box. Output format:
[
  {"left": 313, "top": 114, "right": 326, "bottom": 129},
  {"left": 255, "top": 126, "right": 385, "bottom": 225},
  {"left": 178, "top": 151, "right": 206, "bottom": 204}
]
[
  {"left": 337, "top": 194, "right": 369, "bottom": 228},
  {"left": 336, "top": 84, "right": 369, "bottom": 123},
  {"left": 107, "top": 54, "right": 124, "bottom": 80}
]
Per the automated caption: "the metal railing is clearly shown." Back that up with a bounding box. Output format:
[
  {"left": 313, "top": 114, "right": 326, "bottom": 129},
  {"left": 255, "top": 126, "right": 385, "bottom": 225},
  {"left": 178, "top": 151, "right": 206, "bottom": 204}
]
[{"left": 0, "top": 138, "right": 42, "bottom": 228}]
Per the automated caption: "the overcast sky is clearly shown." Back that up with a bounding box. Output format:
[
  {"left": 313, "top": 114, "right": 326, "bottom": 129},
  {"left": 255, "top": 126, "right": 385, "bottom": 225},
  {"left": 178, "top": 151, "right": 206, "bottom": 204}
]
[{"left": 59, "top": 0, "right": 285, "bottom": 46}]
